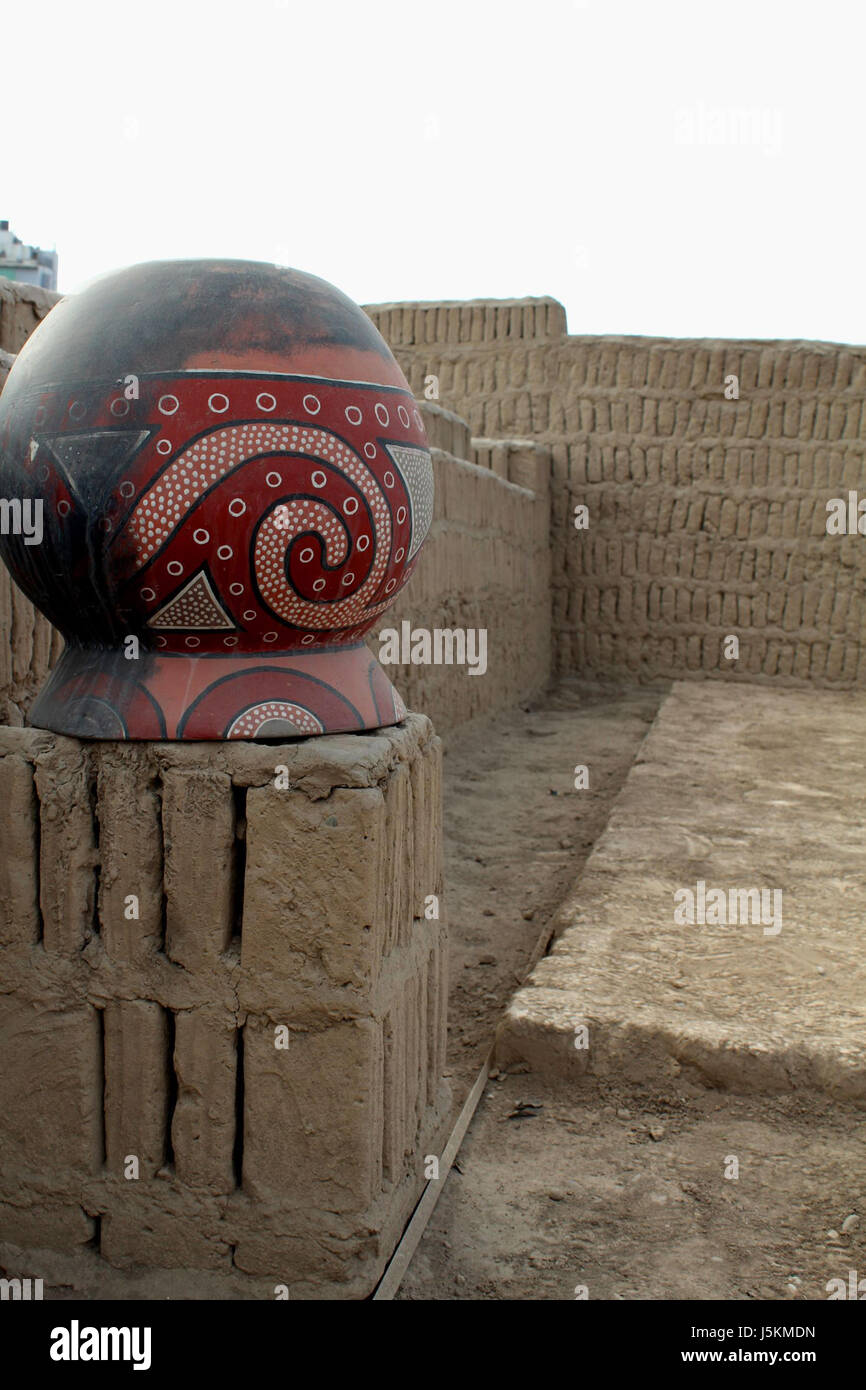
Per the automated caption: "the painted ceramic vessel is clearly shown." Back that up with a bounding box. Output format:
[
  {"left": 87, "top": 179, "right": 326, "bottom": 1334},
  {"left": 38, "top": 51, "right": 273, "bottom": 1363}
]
[{"left": 0, "top": 260, "right": 432, "bottom": 739}]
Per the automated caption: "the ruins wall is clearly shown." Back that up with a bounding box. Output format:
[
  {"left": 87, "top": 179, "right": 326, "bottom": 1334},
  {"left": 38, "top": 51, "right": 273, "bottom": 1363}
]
[
  {"left": 0, "top": 283, "right": 65, "bottom": 719},
  {"left": 0, "top": 280, "right": 60, "bottom": 361},
  {"left": 4, "top": 278, "right": 866, "bottom": 1296},
  {"left": 365, "top": 299, "right": 866, "bottom": 688},
  {"left": 0, "top": 716, "right": 448, "bottom": 1297},
  {"left": 373, "top": 412, "right": 552, "bottom": 728}
]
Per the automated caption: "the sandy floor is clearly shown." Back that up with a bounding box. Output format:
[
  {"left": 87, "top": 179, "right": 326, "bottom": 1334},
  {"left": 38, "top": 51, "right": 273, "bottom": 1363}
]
[
  {"left": 437, "top": 677, "right": 664, "bottom": 1098},
  {"left": 397, "top": 1070, "right": 866, "bottom": 1300},
  {"left": 398, "top": 678, "right": 866, "bottom": 1300}
]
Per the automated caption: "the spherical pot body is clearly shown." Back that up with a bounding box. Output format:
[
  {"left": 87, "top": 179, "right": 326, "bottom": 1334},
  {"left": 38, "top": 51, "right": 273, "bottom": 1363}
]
[{"left": 0, "top": 260, "right": 432, "bottom": 739}]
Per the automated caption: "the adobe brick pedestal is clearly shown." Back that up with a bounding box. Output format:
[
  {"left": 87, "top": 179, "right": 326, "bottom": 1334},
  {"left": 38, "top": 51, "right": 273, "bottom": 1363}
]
[{"left": 0, "top": 714, "right": 449, "bottom": 1299}]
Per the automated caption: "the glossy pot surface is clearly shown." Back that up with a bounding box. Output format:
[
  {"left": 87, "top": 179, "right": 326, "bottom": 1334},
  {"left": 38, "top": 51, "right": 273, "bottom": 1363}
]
[{"left": 0, "top": 260, "right": 432, "bottom": 739}]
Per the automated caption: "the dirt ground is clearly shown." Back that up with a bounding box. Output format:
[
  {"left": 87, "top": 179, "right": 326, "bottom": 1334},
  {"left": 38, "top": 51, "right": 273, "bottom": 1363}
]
[
  {"left": 397, "top": 1072, "right": 866, "bottom": 1301},
  {"left": 397, "top": 677, "right": 866, "bottom": 1300},
  {"left": 438, "top": 677, "right": 664, "bottom": 1097}
]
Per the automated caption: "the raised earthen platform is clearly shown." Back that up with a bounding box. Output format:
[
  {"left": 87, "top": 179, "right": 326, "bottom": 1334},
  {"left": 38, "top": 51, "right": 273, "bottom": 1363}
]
[
  {"left": 498, "top": 682, "right": 866, "bottom": 1098},
  {"left": 0, "top": 715, "right": 449, "bottom": 1299}
]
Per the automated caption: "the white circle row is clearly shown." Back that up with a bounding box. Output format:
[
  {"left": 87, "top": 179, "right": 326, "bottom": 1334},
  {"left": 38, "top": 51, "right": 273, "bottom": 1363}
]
[
  {"left": 145, "top": 393, "right": 420, "bottom": 431},
  {"left": 153, "top": 630, "right": 360, "bottom": 649},
  {"left": 56, "top": 396, "right": 424, "bottom": 434}
]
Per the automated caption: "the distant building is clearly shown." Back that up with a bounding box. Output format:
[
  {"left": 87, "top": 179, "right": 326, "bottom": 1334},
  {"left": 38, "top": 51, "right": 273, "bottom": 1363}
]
[{"left": 0, "top": 221, "right": 58, "bottom": 290}]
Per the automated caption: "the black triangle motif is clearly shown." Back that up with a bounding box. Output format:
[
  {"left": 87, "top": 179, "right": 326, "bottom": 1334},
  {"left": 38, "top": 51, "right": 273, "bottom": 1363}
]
[{"left": 41, "top": 429, "right": 153, "bottom": 513}]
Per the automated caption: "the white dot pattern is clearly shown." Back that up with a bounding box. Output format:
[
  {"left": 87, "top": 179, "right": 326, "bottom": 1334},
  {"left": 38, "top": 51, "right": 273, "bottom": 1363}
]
[
  {"left": 148, "top": 571, "right": 235, "bottom": 630},
  {"left": 384, "top": 444, "right": 434, "bottom": 560},
  {"left": 227, "top": 702, "right": 323, "bottom": 738},
  {"left": 127, "top": 422, "right": 388, "bottom": 571}
]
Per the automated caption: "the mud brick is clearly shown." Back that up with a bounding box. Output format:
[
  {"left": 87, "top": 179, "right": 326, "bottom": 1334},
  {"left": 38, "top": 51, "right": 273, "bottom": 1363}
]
[
  {"left": 0, "top": 753, "right": 40, "bottom": 948},
  {"left": 104, "top": 1000, "right": 170, "bottom": 1179},
  {"left": 172, "top": 1008, "right": 237, "bottom": 1191},
  {"left": 242, "top": 784, "right": 386, "bottom": 991},
  {"left": 97, "top": 748, "right": 164, "bottom": 962},
  {"left": 242, "top": 1014, "right": 383, "bottom": 1212},
  {"left": 0, "top": 1199, "right": 94, "bottom": 1252},
  {"left": 0, "top": 996, "right": 102, "bottom": 1181},
  {"left": 34, "top": 743, "right": 97, "bottom": 955},
  {"left": 162, "top": 768, "right": 237, "bottom": 968},
  {"left": 100, "top": 1195, "right": 231, "bottom": 1272}
]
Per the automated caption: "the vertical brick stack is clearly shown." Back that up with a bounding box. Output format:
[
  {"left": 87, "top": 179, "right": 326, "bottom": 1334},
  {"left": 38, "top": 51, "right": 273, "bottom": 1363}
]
[
  {"left": 0, "top": 717, "right": 449, "bottom": 1298},
  {"left": 0, "top": 282, "right": 64, "bottom": 722},
  {"left": 364, "top": 301, "right": 866, "bottom": 688}
]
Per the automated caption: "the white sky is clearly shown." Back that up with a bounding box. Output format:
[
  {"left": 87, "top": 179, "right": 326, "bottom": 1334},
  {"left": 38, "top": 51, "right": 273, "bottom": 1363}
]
[{"left": 4, "top": 0, "right": 864, "bottom": 343}]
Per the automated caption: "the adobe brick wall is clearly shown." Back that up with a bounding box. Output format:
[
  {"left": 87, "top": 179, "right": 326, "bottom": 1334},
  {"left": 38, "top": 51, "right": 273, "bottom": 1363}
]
[
  {"left": 0, "top": 281, "right": 61, "bottom": 360},
  {"left": 373, "top": 410, "right": 552, "bottom": 728},
  {"left": 365, "top": 300, "right": 866, "bottom": 687},
  {"left": 0, "top": 284, "right": 65, "bottom": 718},
  {"left": 0, "top": 566, "right": 63, "bottom": 727},
  {"left": 0, "top": 715, "right": 448, "bottom": 1298}
]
